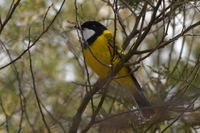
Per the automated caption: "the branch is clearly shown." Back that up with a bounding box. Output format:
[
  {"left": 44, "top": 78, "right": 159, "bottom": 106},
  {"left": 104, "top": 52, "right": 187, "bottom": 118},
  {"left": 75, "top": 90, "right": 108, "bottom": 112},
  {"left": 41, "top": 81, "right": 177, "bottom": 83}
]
[
  {"left": 0, "top": 0, "right": 66, "bottom": 70},
  {"left": 68, "top": 78, "right": 113, "bottom": 133},
  {"left": 0, "top": 0, "right": 21, "bottom": 34},
  {"left": 28, "top": 46, "right": 51, "bottom": 133},
  {"left": 161, "top": 96, "right": 199, "bottom": 133},
  {"left": 125, "top": 20, "right": 200, "bottom": 66}
]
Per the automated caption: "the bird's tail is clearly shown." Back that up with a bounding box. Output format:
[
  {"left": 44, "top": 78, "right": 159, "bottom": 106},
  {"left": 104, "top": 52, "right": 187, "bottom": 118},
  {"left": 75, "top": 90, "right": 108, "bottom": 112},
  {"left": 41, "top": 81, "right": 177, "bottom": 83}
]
[
  {"left": 115, "top": 66, "right": 154, "bottom": 117},
  {"left": 131, "top": 75, "right": 154, "bottom": 118},
  {"left": 133, "top": 88, "right": 154, "bottom": 117}
]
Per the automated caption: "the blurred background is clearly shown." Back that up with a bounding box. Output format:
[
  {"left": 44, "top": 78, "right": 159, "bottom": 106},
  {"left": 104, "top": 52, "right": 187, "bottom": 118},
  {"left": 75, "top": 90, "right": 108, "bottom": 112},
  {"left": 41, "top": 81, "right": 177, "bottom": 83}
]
[{"left": 0, "top": 0, "right": 200, "bottom": 132}]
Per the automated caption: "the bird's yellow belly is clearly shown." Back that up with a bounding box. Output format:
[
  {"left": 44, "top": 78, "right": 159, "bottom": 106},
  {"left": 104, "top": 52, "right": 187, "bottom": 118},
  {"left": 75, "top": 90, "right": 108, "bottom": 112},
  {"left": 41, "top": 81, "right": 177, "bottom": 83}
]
[
  {"left": 83, "top": 34, "right": 136, "bottom": 92},
  {"left": 83, "top": 39, "right": 111, "bottom": 78}
]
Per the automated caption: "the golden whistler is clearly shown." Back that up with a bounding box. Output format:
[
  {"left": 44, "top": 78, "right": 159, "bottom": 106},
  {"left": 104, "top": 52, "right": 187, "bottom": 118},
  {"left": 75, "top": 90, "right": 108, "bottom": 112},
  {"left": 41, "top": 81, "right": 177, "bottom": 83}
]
[{"left": 79, "top": 21, "right": 153, "bottom": 117}]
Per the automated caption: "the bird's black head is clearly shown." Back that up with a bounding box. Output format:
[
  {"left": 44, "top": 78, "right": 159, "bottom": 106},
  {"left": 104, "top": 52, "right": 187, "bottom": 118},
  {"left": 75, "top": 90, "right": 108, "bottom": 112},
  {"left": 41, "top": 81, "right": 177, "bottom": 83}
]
[
  {"left": 81, "top": 21, "right": 107, "bottom": 32},
  {"left": 80, "top": 21, "right": 107, "bottom": 48}
]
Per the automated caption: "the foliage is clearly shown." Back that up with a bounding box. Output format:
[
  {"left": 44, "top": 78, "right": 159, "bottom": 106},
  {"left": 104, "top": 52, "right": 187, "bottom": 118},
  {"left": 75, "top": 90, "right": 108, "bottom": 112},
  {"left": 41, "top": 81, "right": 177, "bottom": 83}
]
[{"left": 0, "top": 0, "right": 200, "bottom": 133}]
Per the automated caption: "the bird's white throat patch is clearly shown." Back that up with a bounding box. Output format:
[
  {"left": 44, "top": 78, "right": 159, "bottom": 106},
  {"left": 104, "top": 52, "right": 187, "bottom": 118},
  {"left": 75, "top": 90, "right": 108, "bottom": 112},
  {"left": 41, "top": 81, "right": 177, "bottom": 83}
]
[{"left": 82, "top": 28, "right": 95, "bottom": 41}]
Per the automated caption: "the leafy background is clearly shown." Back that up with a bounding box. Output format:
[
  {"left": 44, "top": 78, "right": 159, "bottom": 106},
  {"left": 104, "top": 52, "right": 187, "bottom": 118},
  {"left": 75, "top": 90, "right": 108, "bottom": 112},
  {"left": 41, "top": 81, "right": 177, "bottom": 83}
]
[{"left": 0, "top": 0, "right": 200, "bottom": 133}]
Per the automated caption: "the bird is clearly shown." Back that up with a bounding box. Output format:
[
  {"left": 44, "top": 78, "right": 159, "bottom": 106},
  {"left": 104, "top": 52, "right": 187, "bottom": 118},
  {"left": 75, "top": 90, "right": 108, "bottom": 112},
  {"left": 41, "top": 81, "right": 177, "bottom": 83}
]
[{"left": 78, "top": 21, "right": 153, "bottom": 117}]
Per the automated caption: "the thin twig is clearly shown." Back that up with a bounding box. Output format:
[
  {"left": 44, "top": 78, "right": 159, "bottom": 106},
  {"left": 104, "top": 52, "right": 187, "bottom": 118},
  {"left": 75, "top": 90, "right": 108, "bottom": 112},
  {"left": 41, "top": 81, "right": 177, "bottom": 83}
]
[
  {"left": 161, "top": 97, "right": 199, "bottom": 133},
  {"left": 0, "top": 0, "right": 21, "bottom": 34},
  {"left": 0, "top": 0, "right": 66, "bottom": 70},
  {"left": 27, "top": 35, "right": 51, "bottom": 132},
  {"left": 0, "top": 37, "right": 25, "bottom": 133}
]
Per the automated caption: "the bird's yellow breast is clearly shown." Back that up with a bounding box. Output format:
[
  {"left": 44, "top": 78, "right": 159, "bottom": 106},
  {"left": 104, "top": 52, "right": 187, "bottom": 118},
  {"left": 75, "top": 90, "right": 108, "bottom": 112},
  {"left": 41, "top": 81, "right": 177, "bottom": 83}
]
[
  {"left": 83, "top": 30, "right": 115, "bottom": 77},
  {"left": 83, "top": 30, "right": 136, "bottom": 92}
]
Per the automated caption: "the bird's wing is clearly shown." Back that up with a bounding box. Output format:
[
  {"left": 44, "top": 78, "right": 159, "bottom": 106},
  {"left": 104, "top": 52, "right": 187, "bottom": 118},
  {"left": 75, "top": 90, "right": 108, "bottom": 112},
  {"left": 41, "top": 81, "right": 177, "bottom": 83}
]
[
  {"left": 104, "top": 32, "right": 123, "bottom": 58},
  {"left": 104, "top": 31, "right": 143, "bottom": 91},
  {"left": 104, "top": 30, "right": 153, "bottom": 117}
]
